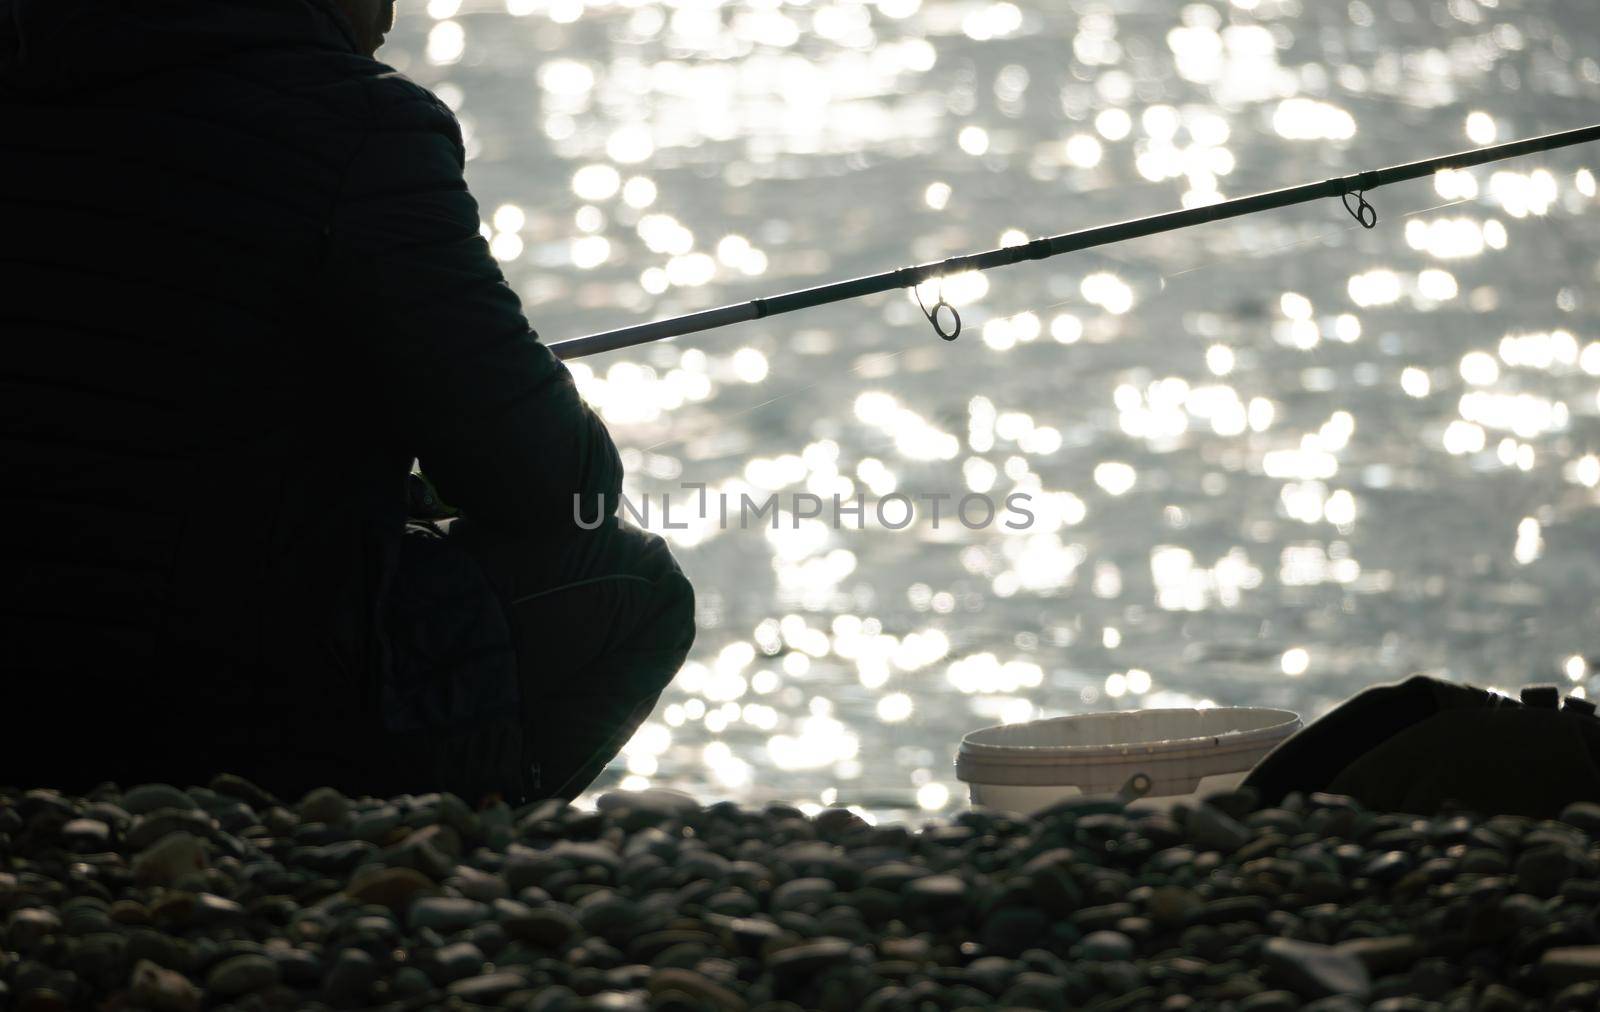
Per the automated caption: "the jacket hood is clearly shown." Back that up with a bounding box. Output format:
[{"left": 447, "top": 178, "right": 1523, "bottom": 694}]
[{"left": 0, "top": 0, "right": 360, "bottom": 96}]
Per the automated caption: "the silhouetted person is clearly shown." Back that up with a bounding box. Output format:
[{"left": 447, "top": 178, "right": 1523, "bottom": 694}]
[{"left": 0, "top": 0, "right": 695, "bottom": 805}]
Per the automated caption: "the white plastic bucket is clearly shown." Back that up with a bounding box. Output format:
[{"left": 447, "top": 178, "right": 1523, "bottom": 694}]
[{"left": 956, "top": 707, "right": 1302, "bottom": 814}]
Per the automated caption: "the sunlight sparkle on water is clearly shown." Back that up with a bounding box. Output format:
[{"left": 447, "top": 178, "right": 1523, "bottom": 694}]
[
  {"left": 1405, "top": 217, "right": 1486, "bottom": 259},
  {"left": 621, "top": 176, "right": 657, "bottom": 209},
  {"left": 1081, "top": 273, "right": 1134, "bottom": 315},
  {"left": 1434, "top": 168, "right": 1480, "bottom": 200},
  {"left": 916, "top": 782, "right": 950, "bottom": 811},
  {"left": 489, "top": 232, "right": 523, "bottom": 262},
  {"left": 1466, "top": 111, "right": 1498, "bottom": 145},
  {"left": 1093, "top": 462, "right": 1137, "bottom": 496},
  {"left": 1460, "top": 351, "right": 1500, "bottom": 386},
  {"left": 1272, "top": 98, "right": 1356, "bottom": 141},
  {"left": 426, "top": 21, "right": 464, "bottom": 64},
  {"left": 1096, "top": 108, "right": 1132, "bottom": 140},
  {"left": 1490, "top": 170, "right": 1558, "bottom": 218},
  {"left": 1281, "top": 648, "right": 1310, "bottom": 677},
  {"left": 876, "top": 693, "right": 913, "bottom": 722},
  {"left": 1514, "top": 517, "right": 1543, "bottom": 565},
  {"left": 572, "top": 164, "right": 620, "bottom": 201},
  {"left": 380, "top": 0, "right": 1600, "bottom": 816}
]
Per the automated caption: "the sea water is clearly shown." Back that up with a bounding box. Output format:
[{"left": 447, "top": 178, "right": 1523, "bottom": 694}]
[{"left": 378, "top": 0, "right": 1600, "bottom": 818}]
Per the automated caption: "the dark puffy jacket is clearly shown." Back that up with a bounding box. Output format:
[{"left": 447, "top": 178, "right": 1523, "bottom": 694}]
[{"left": 0, "top": 0, "right": 621, "bottom": 789}]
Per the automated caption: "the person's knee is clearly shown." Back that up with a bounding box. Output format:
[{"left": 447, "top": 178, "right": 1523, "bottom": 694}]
[
  {"left": 452, "top": 514, "right": 695, "bottom": 663},
  {"left": 614, "top": 521, "right": 684, "bottom": 579},
  {"left": 613, "top": 524, "right": 697, "bottom": 667},
  {"left": 657, "top": 567, "right": 696, "bottom": 656},
  {"left": 634, "top": 529, "right": 696, "bottom": 650}
]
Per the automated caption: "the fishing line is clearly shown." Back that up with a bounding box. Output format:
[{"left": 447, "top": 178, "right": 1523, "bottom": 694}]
[{"left": 640, "top": 348, "right": 909, "bottom": 454}]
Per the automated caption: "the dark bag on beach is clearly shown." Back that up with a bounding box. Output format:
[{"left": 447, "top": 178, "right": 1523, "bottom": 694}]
[{"left": 1243, "top": 674, "right": 1600, "bottom": 818}]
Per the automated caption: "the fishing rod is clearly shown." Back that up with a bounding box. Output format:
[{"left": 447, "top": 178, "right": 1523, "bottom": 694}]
[{"left": 550, "top": 121, "right": 1600, "bottom": 361}]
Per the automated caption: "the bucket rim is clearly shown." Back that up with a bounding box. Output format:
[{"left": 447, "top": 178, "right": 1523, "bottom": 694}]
[{"left": 957, "top": 706, "right": 1302, "bottom": 758}]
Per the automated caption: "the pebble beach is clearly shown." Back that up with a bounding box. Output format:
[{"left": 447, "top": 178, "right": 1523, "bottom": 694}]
[{"left": 6, "top": 776, "right": 1600, "bottom": 1011}]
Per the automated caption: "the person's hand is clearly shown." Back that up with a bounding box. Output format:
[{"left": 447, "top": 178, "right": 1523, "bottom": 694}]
[{"left": 406, "top": 470, "right": 458, "bottom": 521}]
